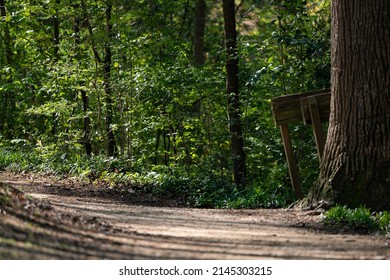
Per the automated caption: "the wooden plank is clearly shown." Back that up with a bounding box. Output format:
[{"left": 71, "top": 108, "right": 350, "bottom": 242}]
[
  {"left": 306, "top": 96, "right": 326, "bottom": 161},
  {"left": 279, "top": 123, "right": 303, "bottom": 198},
  {"left": 271, "top": 89, "right": 330, "bottom": 198},
  {"left": 271, "top": 88, "right": 330, "bottom": 125},
  {"left": 300, "top": 92, "right": 331, "bottom": 125}
]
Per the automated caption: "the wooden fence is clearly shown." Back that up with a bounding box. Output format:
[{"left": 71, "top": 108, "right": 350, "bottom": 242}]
[{"left": 271, "top": 89, "right": 331, "bottom": 198}]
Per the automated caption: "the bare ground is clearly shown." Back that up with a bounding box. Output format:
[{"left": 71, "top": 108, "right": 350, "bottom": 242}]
[{"left": 0, "top": 172, "right": 389, "bottom": 260}]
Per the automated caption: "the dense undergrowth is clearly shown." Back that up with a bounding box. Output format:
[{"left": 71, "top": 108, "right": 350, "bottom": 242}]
[{"left": 0, "top": 147, "right": 297, "bottom": 209}]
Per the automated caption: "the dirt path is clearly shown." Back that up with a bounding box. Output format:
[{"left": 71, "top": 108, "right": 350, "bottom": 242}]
[{"left": 0, "top": 172, "right": 389, "bottom": 259}]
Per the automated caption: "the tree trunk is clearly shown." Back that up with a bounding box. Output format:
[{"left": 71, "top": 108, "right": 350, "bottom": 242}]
[
  {"left": 222, "top": 0, "right": 246, "bottom": 188},
  {"left": 0, "top": 0, "right": 12, "bottom": 66},
  {"left": 51, "top": 0, "right": 60, "bottom": 136},
  {"left": 0, "top": 0, "right": 14, "bottom": 138},
  {"left": 73, "top": 11, "right": 92, "bottom": 156},
  {"left": 193, "top": 0, "right": 206, "bottom": 66},
  {"left": 80, "top": 91, "right": 92, "bottom": 156},
  {"left": 103, "top": 3, "right": 117, "bottom": 157},
  {"left": 303, "top": 0, "right": 390, "bottom": 210},
  {"left": 53, "top": 0, "right": 60, "bottom": 60},
  {"left": 0, "top": 0, "right": 7, "bottom": 133}
]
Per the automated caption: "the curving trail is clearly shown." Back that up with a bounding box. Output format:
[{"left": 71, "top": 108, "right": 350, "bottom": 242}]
[{"left": 0, "top": 172, "right": 389, "bottom": 260}]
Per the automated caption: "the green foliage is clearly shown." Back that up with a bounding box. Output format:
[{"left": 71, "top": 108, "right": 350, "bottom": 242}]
[
  {"left": 0, "top": 146, "right": 295, "bottom": 209},
  {"left": 0, "top": 145, "right": 40, "bottom": 172},
  {"left": 375, "top": 211, "right": 390, "bottom": 233},
  {"left": 1, "top": 0, "right": 332, "bottom": 208},
  {"left": 324, "top": 205, "right": 390, "bottom": 234},
  {"left": 155, "top": 170, "right": 292, "bottom": 209}
]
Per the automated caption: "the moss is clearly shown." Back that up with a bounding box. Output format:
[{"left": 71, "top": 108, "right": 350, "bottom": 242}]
[{"left": 297, "top": 177, "right": 336, "bottom": 209}]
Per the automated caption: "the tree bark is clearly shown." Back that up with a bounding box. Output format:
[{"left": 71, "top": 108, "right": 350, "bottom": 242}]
[
  {"left": 193, "top": 0, "right": 206, "bottom": 66},
  {"left": 222, "top": 0, "right": 246, "bottom": 188},
  {"left": 0, "top": 0, "right": 14, "bottom": 138},
  {"left": 81, "top": 0, "right": 102, "bottom": 64},
  {"left": 103, "top": 3, "right": 117, "bottom": 157},
  {"left": 53, "top": 0, "right": 60, "bottom": 60},
  {"left": 304, "top": 0, "right": 390, "bottom": 210},
  {"left": 51, "top": 0, "right": 60, "bottom": 136},
  {"left": 81, "top": 90, "right": 92, "bottom": 156},
  {"left": 72, "top": 5, "right": 93, "bottom": 156},
  {"left": 0, "top": 0, "right": 7, "bottom": 133},
  {"left": 0, "top": 0, "right": 12, "bottom": 65}
]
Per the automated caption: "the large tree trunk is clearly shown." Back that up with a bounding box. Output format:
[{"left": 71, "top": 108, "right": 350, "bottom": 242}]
[
  {"left": 222, "top": 0, "right": 246, "bottom": 188},
  {"left": 304, "top": 0, "right": 390, "bottom": 210}
]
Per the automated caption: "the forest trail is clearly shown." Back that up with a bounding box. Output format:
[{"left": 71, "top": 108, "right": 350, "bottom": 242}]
[{"left": 0, "top": 172, "right": 389, "bottom": 260}]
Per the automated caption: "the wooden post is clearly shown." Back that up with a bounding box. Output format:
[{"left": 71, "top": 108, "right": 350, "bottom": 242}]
[
  {"left": 279, "top": 123, "right": 303, "bottom": 198},
  {"left": 307, "top": 96, "right": 326, "bottom": 161},
  {"left": 271, "top": 89, "right": 330, "bottom": 199}
]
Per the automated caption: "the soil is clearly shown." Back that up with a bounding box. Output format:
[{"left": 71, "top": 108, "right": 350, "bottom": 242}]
[{"left": 0, "top": 171, "right": 389, "bottom": 260}]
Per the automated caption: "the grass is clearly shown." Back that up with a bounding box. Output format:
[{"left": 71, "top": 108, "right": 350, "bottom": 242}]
[{"left": 323, "top": 205, "right": 390, "bottom": 234}]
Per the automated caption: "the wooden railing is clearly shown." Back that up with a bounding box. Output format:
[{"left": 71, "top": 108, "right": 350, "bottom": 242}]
[{"left": 271, "top": 89, "right": 331, "bottom": 198}]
